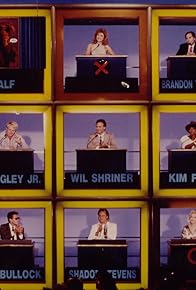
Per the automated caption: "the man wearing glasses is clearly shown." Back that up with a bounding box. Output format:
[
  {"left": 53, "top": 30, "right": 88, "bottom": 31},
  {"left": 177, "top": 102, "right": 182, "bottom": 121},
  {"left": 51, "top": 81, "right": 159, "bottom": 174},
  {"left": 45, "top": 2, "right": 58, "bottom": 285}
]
[{"left": 0, "top": 211, "right": 24, "bottom": 240}]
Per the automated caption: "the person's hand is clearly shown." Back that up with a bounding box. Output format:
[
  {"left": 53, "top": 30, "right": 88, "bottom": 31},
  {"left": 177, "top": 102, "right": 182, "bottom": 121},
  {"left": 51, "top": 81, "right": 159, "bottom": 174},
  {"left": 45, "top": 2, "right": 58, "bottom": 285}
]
[
  {"left": 99, "top": 144, "right": 108, "bottom": 149},
  {"left": 15, "top": 224, "right": 24, "bottom": 235},
  {"left": 15, "top": 137, "right": 22, "bottom": 146},
  {"left": 187, "top": 51, "right": 196, "bottom": 56},
  {"left": 95, "top": 224, "right": 102, "bottom": 236}
]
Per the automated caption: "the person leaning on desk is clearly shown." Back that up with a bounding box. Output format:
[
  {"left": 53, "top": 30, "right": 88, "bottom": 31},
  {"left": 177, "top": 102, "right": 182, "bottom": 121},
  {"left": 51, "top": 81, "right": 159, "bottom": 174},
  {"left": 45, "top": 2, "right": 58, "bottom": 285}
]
[
  {"left": 180, "top": 121, "right": 196, "bottom": 149},
  {"left": 176, "top": 31, "right": 196, "bottom": 56},
  {"left": 0, "top": 121, "right": 29, "bottom": 150}
]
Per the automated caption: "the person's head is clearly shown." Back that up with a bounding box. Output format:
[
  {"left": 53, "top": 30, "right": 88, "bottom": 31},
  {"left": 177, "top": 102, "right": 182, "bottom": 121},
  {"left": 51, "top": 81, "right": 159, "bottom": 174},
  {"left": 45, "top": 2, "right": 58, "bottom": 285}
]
[
  {"left": 96, "top": 119, "right": 107, "bottom": 135},
  {"left": 185, "top": 121, "right": 196, "bottom": 135},
  {"left": 5, "top": 121, "right": 18, "bottom": 138},
  {"left": 96, "top": 270, "right": 118, "bottom": 290},
  {"left": 65, "top": 278, "right": 83, "bottom": 290},
  {"left": 188, "top": 210, "right": 196, "bottom": 225},
  {"left": 97, "top": 208, "right": 110, "bottom": 224},
  {"left": 185, "top": 31, "right": 196, "bottom": 45},
  {"left": 93, "top": 28, "right": 109, "bottom": 45},
  {"left": 7, "top": 211, "right": 20, "bottom": 226},
  {"left": 0, "top": 23, "right": 15, "bottom": 45}
]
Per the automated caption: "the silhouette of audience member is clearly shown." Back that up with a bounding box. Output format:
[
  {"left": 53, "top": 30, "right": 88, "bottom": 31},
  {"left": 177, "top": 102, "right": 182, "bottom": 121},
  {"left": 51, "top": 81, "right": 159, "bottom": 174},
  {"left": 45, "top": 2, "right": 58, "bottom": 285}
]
[
  {"left": 65, "top": 278, "right": 83, "bottom": 290},
  {"left": 96, "top": 270, "right": 118, "bottom": 290},
  {"left": 44, "top": 278, "right": 83, "bottom": 290}
]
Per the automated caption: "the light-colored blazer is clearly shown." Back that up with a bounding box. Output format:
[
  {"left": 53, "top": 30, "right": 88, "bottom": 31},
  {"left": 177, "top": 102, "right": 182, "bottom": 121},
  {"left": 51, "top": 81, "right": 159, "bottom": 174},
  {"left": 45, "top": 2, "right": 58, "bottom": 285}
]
[
  {"left": 88, "top": 221, "right": 117, "bottom": 240},
  {"left": 87, "top": 132, "right": 117, "bottom": 149}
]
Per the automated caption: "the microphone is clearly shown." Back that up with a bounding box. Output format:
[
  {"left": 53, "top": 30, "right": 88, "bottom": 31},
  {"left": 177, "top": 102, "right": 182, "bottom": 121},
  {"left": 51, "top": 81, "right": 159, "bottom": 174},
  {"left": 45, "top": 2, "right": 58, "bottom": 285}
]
[
  {"left": 104, "top": 224, "right": 107, "bottom": 239},
  {"left": 87, "top": 134, "right": 98, "bottom": 147},
  {"left": 92, "top": 44, "right": 100, "bottom": 53},
  {"left": 121, "top": 81, "right": 130, "bottom": 89}
]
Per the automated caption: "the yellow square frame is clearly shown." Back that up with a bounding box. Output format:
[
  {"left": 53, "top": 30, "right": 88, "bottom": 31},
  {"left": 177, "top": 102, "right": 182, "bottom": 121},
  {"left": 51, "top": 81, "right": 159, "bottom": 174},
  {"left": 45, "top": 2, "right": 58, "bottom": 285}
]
[
  {"left": 0, "top": 105, "right": 52, "bottom": 197},
  {"left": 56, "top": 105, "right": 148, "bottom": 198},
  {"left": 0, "top": 201, "right": 52, "bottom": 290},
  {"left": 55, "top": 7, "right": 148, "bottom": 101},
  {"left": 153, "top": 104, "right": 196, "bottom": 196},
  {"left": 56, "top": 200, "right": 149, "bottom": 290},
  {"left": 0, "top": 8, "right": 51, "bottom": 101},
  {"left": 152, "top": 9, "right": 196, "bottom": 101}
]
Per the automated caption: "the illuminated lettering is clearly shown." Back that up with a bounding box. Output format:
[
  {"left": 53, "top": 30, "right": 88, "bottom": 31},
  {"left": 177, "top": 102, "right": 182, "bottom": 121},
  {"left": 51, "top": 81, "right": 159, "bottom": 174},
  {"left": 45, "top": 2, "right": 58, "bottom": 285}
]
[
  {"left": 0, "top": 174, "right": 24, "bottom": 184},
  {"left": 27, "top": 174, "right": 40, "bottom": 184},
  {"left": 161, "top": 79, "right": 193, "bottom": 89},
  {"left": 68, "top": 269, "right": 138, "bottom": 280},
  {"left": 68, "top": 269, "right": 98, "bottom": 279},
  {"left": 91, "top": 173, "right": 134, "bottom": 183},
  {"left": 191, "top": 173, "right": 196, "bottom": 183},
  {"left": 0, "top": 79, "right": 15, "bottom": 89},
  {"left": 169, "top": 173, "right": 187, "bottom": 183},
  {"left": 70, "top": 173, "right": 88, "bottom": 183},
  {"left": 0, "top": 269, "right": 42, "bottom": 280}
]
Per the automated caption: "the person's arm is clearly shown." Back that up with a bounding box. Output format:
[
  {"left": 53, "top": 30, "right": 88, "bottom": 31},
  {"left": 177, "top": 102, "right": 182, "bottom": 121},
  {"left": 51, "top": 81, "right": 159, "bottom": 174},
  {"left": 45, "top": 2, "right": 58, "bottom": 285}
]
[
  {"left": 180, "top": 135, "right": 196, "bottom": 149},
  {"left": 85, "top": 43, "right": 92, "bottom": 55},
  {"left": 109, "top": 134, "right": 117, "bottom": 149},
  {"left": 87, "top": 134, "right": 98, "bottom": 149},
  {"left": 106, "top": 45, "right": 114, "bottom": 55},
  {"left": 88, "top": 224, "right": 102, "bottom": 240},
  {"left": 181, "top": 225, "right": 190, "bottom": 239},
  {"left": 176, "top": 43, "right": 186, "bottom": 55},
  {"left": 15, "top": 224, "right": 25, "bottom": 240},
  {"left": 15, "top": 134, "right": 29, "bottom": 149},
  {"left": 107, "top": 223, "right": 117, "bottom": 240}
]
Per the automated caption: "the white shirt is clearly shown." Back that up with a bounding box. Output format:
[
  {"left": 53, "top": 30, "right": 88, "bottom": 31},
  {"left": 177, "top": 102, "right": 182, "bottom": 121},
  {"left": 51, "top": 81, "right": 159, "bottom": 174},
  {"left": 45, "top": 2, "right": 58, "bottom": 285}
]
[
  {"left": 9, "top": 223, "right": 24, "bottom": 240},
  {"left": 188, "top": 43, "right": 195, "bottom": 53},
  {"left": 0, "top": 131, "right": 29, "bottom": 150},
  {"left": 180, "top": 135, "right": 196, "bottom": 149},
  {"left": 88, "top": 221, "right": 117, "bottom": 240}
]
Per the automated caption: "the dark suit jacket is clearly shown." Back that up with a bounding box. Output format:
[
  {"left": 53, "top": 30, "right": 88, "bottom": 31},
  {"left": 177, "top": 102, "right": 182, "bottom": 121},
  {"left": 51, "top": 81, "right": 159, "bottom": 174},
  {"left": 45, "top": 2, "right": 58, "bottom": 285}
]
[
  {"left": 176, "top": 42, "right": 196, "bottom": 55},
  {"left": 0, "top": 223, "right": 24, "bottom": 240}
]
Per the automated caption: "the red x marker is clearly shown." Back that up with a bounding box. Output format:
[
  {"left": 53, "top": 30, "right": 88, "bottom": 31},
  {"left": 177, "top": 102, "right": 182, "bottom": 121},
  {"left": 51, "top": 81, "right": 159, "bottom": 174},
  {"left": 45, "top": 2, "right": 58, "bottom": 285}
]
[{"left": 94, "top": 60, "right": 109, "bottom": 76}]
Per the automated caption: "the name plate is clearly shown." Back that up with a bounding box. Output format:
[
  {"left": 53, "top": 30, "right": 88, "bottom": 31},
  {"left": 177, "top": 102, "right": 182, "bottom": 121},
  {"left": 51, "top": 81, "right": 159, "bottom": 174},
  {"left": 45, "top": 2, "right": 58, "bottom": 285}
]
[
  {"left": 0, "top": 268, "right": 44, "bottom": 282},
  {"left": 0, "top": 69, "right": 44, "bottom": 93},
  {"left": 65, "top": 267, "right": 140, "bottom": 282},
  {"left": 160, "top": 172, "right": 196, "bottom": 188},
  {"left": 64, "top": 171, "right": 140, "bottom": 189},
  {"left": 0, "top": 172, "right": 44, "bottom": 189},
  {"left": 160, "top": 78, "right": 196, "bottom": 93}
]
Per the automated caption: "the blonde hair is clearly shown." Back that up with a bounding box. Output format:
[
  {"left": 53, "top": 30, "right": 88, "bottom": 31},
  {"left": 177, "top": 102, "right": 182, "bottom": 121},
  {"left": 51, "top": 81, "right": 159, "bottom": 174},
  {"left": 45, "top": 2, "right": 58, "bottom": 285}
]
[
  {"left": 6, "top": 121, "right": 18, "bottom": 131},
  {"left": 188, "top": 210, "right": 196, "bottom": 222}
]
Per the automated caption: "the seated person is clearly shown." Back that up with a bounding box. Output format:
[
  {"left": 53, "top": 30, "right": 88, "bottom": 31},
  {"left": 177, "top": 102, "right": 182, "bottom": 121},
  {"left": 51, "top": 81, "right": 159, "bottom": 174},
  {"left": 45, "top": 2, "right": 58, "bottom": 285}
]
[
  {"left": 85, "top": 28, "right": 114, "bottom": 55},
  {"left": 176, "top": 31, "right": 196, "bottom": 56},
  {"left": 0, "top": 211, "right": 25, "bottom": 240},
  {"left": 181, "top": 210, "right": 196, "bottom": 239},
  {"left": 0, "top": 121, "right": 29, "bottom": 150},
  {"left": 87, "top": 119, "right": 117, "bottom": 149},
  {"left": 88, "top": 208, "right": 117, "bottom": 240},
  {"left": 180, "top": 121, "right": 196, "bottom": 149}
]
